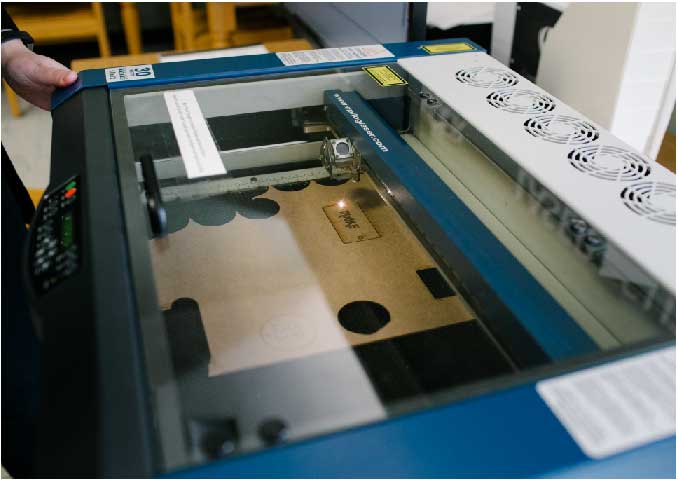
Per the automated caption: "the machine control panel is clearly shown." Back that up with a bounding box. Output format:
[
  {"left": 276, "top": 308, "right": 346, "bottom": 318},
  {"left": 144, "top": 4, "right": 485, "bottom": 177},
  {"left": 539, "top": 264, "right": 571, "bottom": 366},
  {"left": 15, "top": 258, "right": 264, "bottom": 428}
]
[{"left": 30, "top": 177, "right": 81, "bottom": 294}]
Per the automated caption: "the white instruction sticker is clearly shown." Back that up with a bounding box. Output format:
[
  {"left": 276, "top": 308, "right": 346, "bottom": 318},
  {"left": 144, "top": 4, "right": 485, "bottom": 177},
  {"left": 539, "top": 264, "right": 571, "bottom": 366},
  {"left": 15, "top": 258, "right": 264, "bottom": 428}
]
[
  {"left": 277, "top": 45, "right": 394, "bottom": 66},
  {"left": 104, "top": 64, "right": 155, "bottom": 83},
  {"left": 537, "top": 347, "right": 675, "bottom": 459},
  {"left": 163, "top": 90, "right": 226, "bottom": 179}
]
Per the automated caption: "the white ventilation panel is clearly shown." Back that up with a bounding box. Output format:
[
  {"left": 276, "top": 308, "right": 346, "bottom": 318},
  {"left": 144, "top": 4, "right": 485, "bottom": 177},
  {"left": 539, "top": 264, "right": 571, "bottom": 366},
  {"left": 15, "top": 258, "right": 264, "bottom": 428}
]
[{"left": 398, "top": 53, "right": 676, "bottom": 292}]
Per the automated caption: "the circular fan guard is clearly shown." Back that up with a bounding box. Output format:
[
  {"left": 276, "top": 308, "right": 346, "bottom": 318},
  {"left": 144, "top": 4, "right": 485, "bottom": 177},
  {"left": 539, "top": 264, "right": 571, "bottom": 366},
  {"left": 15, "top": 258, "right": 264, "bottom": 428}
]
[
  {"left": 455, "top": 67, "right": 519, "bottom": 88},
  {"left": 524, "top": 115, "right": 599, "bottom": 145},
  {"left": 568, "top": 145, "right": 651, "bottom": 181},
  {"left": 486, "top": 89, "right": 556, "bottom": 114},
  {"left": 620, "top": 182, "right": 675, "bottom": 226}
]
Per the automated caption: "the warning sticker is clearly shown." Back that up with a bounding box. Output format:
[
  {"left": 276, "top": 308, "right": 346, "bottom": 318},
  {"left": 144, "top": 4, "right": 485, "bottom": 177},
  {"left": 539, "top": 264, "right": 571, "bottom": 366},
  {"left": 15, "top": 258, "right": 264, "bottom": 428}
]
[
  {"left": 537, "top": 347, "right": 676, "bottom": 459},
  {"left": 104, "top": 64, "right": 155, "bottom": 83},
  {"left": 323, "top": 200, "right": 380, "bottom": 244},
  {"left": 163, "top": 90, "right": 226, "bottom": 179},
  {"left": 277, "top": 45, "right": 394, "bottom": 66},
  {"left": 363, "top": 65, "right": 407, "bottom": 87},
  {"left": 421, "top": 43, "right": 476, "bottom": 54}
]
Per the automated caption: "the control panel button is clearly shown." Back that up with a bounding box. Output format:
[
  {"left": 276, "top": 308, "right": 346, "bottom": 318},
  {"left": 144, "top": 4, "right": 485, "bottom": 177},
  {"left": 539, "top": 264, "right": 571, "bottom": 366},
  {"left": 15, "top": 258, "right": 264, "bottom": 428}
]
[{"left": 30, "top": 176, "right": 80, "bottom": 294}]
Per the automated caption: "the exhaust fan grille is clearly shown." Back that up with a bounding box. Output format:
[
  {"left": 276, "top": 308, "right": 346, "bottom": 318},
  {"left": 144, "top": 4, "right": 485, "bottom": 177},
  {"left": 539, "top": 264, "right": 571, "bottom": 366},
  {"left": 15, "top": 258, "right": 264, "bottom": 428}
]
[
  {"left": 620, "top": 182, "right": 675, "bottom": 226},
  {"left": 568, "top": 145, "right": 651, "bottom": 181},
  {"left": 524, "top": 115, "right": 599, "bottom": 145},
  {"left": 455, "top": 67, "right": 519, "bottom": 88},
  {"left": 486, "top": 89, "right": 556, "bottom": 114}
]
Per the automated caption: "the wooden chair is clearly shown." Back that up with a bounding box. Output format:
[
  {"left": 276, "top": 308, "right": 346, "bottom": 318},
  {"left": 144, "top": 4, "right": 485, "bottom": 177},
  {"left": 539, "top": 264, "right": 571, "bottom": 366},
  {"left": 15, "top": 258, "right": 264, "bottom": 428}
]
[
  {"left": 120, "top": 2, "right": 142, "bottom": 54},
  {"left": 170, "top": 3, "right": 293, "bottom": 52},
  {"left": 3, "top": 3, "right": 111, "bottom": 117}
]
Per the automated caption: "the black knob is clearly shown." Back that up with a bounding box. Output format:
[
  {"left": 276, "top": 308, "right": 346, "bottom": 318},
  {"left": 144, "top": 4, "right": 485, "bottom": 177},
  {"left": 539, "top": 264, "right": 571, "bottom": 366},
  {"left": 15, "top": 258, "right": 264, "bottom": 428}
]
[{"left": 258, "top": 418, "right": 287, "bottom": 446}]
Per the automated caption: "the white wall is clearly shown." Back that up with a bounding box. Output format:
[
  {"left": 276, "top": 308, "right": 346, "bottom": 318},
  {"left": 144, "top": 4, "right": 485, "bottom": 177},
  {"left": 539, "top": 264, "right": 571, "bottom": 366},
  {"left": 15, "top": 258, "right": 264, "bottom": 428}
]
[
  {"left": 426, "top": 2, "right": 495, "bottom": 30},
  {"left": 537, "top": 2, "right": 676, "bottom": 160}
]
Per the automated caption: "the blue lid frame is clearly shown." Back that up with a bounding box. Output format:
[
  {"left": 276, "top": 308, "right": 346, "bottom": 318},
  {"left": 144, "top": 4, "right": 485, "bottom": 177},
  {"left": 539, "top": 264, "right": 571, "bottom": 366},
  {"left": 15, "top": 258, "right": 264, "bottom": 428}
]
[
  {"left": 163, "top": 344, "right": 674, "bottom": 478},
  {"left": 52, "top": 38, "right": 484, "bottom": 109}
]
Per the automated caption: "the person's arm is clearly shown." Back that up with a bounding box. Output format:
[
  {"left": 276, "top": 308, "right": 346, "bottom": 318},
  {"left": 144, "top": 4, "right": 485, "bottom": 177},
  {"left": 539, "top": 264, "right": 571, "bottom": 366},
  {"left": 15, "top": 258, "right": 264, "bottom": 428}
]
[{"left": 1, "top": 7, "right": 77, "bottom": 110}]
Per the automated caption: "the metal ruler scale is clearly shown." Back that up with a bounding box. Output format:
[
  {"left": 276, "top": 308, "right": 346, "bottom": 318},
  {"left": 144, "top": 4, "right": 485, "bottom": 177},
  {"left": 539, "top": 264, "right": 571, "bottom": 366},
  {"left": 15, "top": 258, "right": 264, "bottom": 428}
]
[{"left": 160, "top": 166, "right": 331, "bottom": 202}]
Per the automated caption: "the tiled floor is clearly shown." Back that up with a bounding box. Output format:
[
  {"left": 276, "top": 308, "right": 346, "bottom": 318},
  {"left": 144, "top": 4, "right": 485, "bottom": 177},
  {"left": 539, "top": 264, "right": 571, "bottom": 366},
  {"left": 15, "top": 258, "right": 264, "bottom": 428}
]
[{"left": 1, "top": 89, "right": 52, "bottom": 190}]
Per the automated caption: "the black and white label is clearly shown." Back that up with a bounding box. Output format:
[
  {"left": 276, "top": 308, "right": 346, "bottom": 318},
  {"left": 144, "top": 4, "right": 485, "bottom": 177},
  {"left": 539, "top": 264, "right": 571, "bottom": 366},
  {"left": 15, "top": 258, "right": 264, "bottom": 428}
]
[
  {"left": 104, "top": 64, "right": 155, "bottom": 83},
  {"left": 537, "top": 347, "right": 675, "bottom": 459},
  {"left": 163, "top": 90, "right": 225, "bottom": 179},
  {"left": 277, "top": 45, "right": 394, "bottom": 66}
]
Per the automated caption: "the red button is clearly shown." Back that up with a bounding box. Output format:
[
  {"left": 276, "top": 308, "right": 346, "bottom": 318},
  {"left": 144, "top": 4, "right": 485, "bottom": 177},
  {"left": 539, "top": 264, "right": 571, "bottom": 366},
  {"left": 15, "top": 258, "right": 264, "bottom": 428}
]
[{"left": 64, "top": 187, "right": 77, "bottom": 199}]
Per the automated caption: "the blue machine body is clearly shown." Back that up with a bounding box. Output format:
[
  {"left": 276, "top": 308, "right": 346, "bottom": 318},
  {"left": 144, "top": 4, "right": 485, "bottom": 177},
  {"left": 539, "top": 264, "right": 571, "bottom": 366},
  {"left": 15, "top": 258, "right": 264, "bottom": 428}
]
[
  {"left": 165, "top": 371, "right": 675, "bottom": 478},
  {"left": 59, "top": 39, "right": 674, "bottom": 477}
]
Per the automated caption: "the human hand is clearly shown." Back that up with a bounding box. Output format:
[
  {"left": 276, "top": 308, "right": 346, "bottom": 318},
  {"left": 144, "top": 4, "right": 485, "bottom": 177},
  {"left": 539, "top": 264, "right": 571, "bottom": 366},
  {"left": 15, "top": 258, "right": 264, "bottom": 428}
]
[{"left": 1, "top": 39, "right": 77, "bottom": 110}]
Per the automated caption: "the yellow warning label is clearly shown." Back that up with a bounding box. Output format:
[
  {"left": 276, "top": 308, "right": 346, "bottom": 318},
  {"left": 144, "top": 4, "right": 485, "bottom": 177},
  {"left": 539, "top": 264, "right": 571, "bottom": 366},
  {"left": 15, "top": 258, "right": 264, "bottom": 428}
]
[
  {"left": 363, "top": 65, "right": 407, "bottom": 87},
  {"left": 421, "top": 43, "right": 476, "bottom": 54}
]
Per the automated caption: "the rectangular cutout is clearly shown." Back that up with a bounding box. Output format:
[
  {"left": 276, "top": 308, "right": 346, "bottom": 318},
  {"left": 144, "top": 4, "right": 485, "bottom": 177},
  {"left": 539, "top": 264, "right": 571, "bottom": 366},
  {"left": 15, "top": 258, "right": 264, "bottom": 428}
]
[
  {"left": 416, "top": 268, "right": 456, "bottom": 299},
  {"left": 355, "top": 321, "right": 512, "bottom": 403}
]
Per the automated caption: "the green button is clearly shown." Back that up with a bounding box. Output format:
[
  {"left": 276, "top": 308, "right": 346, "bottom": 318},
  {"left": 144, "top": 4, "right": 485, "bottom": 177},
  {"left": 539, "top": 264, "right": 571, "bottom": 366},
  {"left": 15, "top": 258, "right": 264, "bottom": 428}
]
[{"left": 66, "top": 180, "right": 77, "bottom": 190}]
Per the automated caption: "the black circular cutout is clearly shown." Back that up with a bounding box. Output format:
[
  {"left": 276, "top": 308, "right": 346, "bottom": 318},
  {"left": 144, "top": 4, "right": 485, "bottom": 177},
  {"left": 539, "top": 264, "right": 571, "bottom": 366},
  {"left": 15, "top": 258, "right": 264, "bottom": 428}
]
[
  {"left": 316, "top": 177, "right": 349, "bottom": 187},
  {"left": 338, "top": 301, "right": 390, "bottom": 334},
  {"left": 274, "top": 181, "right": 310, "bottom": 192}
]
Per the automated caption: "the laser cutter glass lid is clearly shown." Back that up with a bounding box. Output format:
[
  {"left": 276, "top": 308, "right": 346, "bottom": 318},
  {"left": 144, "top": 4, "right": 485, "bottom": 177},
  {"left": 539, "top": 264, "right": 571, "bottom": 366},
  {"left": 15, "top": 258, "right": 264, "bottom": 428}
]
[
  {"left": 112, "top": 65, "right": 674, "bottom": 473},
  {"left": 115, "top": 70, "right": 523, "bottom": 472}
]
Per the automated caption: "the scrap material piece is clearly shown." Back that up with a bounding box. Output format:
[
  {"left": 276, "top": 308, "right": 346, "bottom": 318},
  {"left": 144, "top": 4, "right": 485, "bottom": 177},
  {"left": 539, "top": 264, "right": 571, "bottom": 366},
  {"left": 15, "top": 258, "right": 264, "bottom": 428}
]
[{"left": 150, "top": 175, "right": 474, "bottom": 376}]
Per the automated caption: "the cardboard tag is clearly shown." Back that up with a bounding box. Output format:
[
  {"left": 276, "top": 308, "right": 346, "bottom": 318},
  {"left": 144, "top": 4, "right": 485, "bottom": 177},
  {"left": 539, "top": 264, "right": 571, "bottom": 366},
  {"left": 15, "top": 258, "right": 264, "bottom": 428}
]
[{"left": 323, "top": 200, "right": 381, "bottom": 243}]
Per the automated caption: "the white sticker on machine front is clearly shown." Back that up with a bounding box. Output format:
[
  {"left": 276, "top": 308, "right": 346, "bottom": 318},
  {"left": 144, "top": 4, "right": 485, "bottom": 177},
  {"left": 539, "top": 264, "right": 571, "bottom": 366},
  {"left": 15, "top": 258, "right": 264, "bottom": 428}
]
[
  {"left": 537, "top": 347, "right": 675, "bottom": 459},
  {"left": 104, "top": 64, "right": 155, "bottom": 83},
  {"left": 163, "top": 90, "right": 226, "bottom": 179},
  {"left": 277, "top": 45, "right": 394, "bottom": 66}
]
